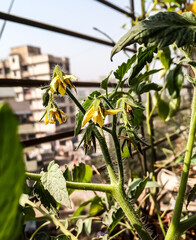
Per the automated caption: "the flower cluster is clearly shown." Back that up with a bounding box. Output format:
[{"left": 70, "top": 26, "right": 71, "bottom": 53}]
[
  {"left": 40, "top": 66, "right": 77, "bottom": 125},
  {"left": 50, "top": 74, "right": 77, "bottom": 96},
  {"left": 82, "top": 99, "right": 120, "bottom": 128},
  {"left": 44, "top": 103, "right": 67, "bottom": 125}
]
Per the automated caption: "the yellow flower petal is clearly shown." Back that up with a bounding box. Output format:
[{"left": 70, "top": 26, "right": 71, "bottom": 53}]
[
  {"left": 59, "top": 110, "right": 67, "bottom": 122},
  {"left": 44, "top": 113, "right": 49, "bottom": 125},
  {"left": 92, "top": 109, "right": 99, "bottom": 124},
  {"left": 96, "top": 111, "right": 104, "bottom": 128},
  {"left": 55, "top": 111, "right": 63, "bottom": 124},
  {"left": 50, "top": 77, "right": 59, "bottom": 93},
  {"left": 104, "top": 109, "right": 120, "bottom": 115},
  {"left": 58, "top": 82, "right": 66, "bottom": 96},
  {"left": 82, "top": 106, "right": 95, "bottom": 127},
  {"left": 63, "top": 75, "right": 77, "bottom": 93}
]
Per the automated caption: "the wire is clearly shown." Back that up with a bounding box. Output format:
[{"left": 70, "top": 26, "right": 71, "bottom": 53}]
[{"left": 0, "top": 0, "right": 15, "bottom": 40}]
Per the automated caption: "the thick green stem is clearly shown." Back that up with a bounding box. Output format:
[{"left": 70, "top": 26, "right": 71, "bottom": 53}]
[
  {"left": 112, "top": 184, "right": 153, "bottom": 240},
  {"left": 146, "top": 91, "right": 156, "bottom": 179},
  {"left": 91, "top": 125, "right": 117, "bottom": 184},
  {"left": 112, "top": 115, "right": 124, "bottom": 185},
  {"left": 165, "top": 87, "right": 196, "bottom": 240},
  {"left": 25, "top": 172, "right": 113, "bottom": 192}
]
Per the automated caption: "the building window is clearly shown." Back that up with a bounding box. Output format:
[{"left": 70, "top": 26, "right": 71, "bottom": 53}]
[
  {"left": 22, "top": 65, "right": 28, "bottom": 71},
  {"left": 0, "top": 68, "right": 2, "bottom": 74},
  {"left": 5, "top": 68, "right": 10, "bottom": 74},
  {"left": 12, "top": 57, "right": 15, "bottom": 63},
  {"left": 13, "top": 70, "right": 17, "bottom": 76},
  {"left": 71, "top": 116, "right": 75, "bottom": 124},
  {"left": 61, "top": 106, "right": 67, "bottom": 113},
  {"left": 69, "top": 106, "right": 74, "bottom": 113}
]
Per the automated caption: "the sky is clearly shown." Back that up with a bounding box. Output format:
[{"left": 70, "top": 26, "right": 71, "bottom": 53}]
[{"left": 0, "top": 0, "right": 142, "bottom": 82}]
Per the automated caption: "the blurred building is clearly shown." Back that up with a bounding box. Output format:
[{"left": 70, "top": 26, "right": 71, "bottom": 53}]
[{"left": 0, "top": 45, "right": 78, "bottom": 171}]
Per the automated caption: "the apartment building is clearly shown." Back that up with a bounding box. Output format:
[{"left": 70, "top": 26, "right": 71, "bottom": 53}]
[{"left": 0, "top": 45, "right": 77, "bottom": 171}]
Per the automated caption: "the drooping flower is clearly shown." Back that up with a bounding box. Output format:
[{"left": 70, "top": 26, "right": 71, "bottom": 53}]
[
  {"left": 178, "top": 2, "right": 196, "bottom": 15},
  {"left": 44, "top": 105, "right": 67, "bottom": 125},
  {"left": 50, "top": 74, "right": 77, "bottom": 96},
  {"left": 82, "top": 99, "right": 120, "bottom": 128}
]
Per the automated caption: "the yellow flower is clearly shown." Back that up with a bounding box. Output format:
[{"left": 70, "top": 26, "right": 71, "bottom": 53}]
[
  {"left": 82, "top": 99, "right": 120, "bottom": 128},
  {"left": 44, "top": 106, "right": 67, "bottom": 125},
  {"left": 50, "top": 74, "right": 77, "bottom": 96},
  {"left": 178, "top": 2, "right": 196, "bottom": 15}
]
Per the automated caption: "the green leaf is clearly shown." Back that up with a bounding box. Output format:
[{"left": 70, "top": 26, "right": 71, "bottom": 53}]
[
  {"left": 73, "top": 198, "right": 93, "bottom": 217},
  {"left": 167, "top": 97, "right": 181, "bottom": 120},
  {"left": 158, "top": 47, "right": 172, "bottom": 70},
  {"left": 191, "top": 153, "right": 196, "bottom": 165},
  {"left": 128, "top": 177, "right": 149, "bottom": 201},
  {"left": 72, "top": 163, "right": 92, "bottom": 184},
  {"left": 121, "top": 146, "right": 130, "bottom": 158},
  {"left": 103, "top": 205, "right": 124, "bottom": 234},
  {"left": 84, "top": 219, "right": 92, "bottom": 236},
  {"left": 131, "top": 107, "right": 145, "bottom": 129},
  {"left": 166, "top": 65, "right": 184, "bottom": 98},
  {"left": 108, "top": 208, "right": 124, "bottom": 234},
  {"left": 33, "top": 181, "right": 57, "bottom": 214},
  {"left": 114, "top": 54, "right": 136, "bottom": 81},
  {"left": 22, "top": 206, "right": 36, "bottom": 222},
  {"left": 34, "top": 232, "right": 50, "bottom": 240},
  {"left": 0, "top": 103, "right": 25, "bottom": 240},
  {"left": 186, "top": 74, "right": 196, "bottom": 86},
  {"left": 145, "top": 181, "right": 160, "bottom": 188},
  {"left": 135, "top": 82, "right": 162, "bottom": 95},
  {"left": 76, "top": 219, "right": 83, "bottom": 237},
  {"left": 111, "top": 11, "right": 196, "bottom": 58},
  {"left": 50, "top": 235, "right": 69, "bottom": 240},
  {"left": 42, "top": 90, "right": 50, "bottom": 107},
  {"left": 89, "top": 196, "right": 105, "bottom": 216},
  {"left": 128, "top": 47, "right": 156, "bottom": 84},
  {"left": 155, "top": 93, "right": 169, "bottom": 122},
  {"left": 101, "top": 71, "right": 112, "bottom": 91},
  {"left": 130, "top": 68, "right": 163, "bottom": 87},
  {"left": 186, "top": 184, "right": 196, "bottom": 208},
  {"left": 41, "top": 161, "right": 71, "bottom": 208}
]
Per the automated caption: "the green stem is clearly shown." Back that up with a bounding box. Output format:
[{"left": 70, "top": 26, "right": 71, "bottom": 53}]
[
  {"left": 50, "top": 215, "right": 78, "bottom": 240},
  {"left": 26, "top": 199, "right": 77, "bottom": 240},
  {"left": 30, "top": 221, "right": 50, "bottom": 240},
  {"left": 179, "top": 214, "right": 196, "bottom": 233},
  {"left": 165, "top": 87, "right": 196, "bottom": 240},
  {"left": 112, "top": 185, "right": 153, "bottom": 240},
  {"left": 66, "top": 88, "right": 85, "bottom": 114},
  {"left": 91, "top": 125, "right": 117, "bottom": 184},
  {"left": 141, "top": 0, "right": 145, "bottom": 19},
  {"left": 25, "top": 172, "right": 113, "bottom": 193},
  {"left": 112, "top": 115, "right": 124, "bottom": 185},
  {"left": 109, "top": 228, "right": 127, "bottom": 240},
  {"left": 146, "top": 91, "right": 156, "bottom": 179}
]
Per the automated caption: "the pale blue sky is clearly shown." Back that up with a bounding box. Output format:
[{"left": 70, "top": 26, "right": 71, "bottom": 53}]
[{"left": 0, "top": 0, "right": 142, "bottom": 81}]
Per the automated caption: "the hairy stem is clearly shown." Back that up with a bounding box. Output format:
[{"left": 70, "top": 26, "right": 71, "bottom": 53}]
[
  {"left": 26, "top": 199, "right": 77, "bottom": 240},
  {"left": 91, "top": 125, "right": 117, "bottom": 184},
  {"left": 25, "top": 172, "right": 113, "bottom": 192},
  {"left": 112, "top": 184, "right": 153, "bottom": 240},
  {"left": 165, "top": 87, "right": 196, "bottom": 240},
  {"left": 112, "top": 115, "right": 124, "bottom": 185}
]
